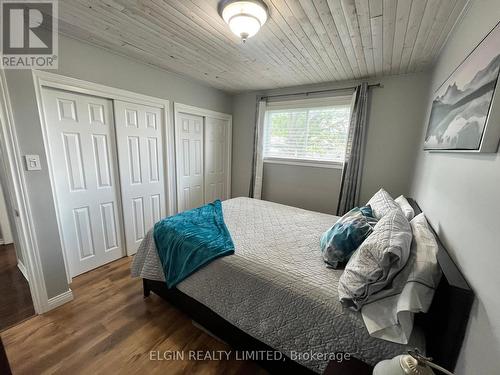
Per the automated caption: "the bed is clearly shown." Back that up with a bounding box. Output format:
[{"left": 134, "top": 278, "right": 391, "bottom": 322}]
[{"left": 131, "top": 197, "right": 473, "bottom": 374}]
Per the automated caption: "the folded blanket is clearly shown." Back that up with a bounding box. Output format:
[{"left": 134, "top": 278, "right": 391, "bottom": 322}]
[{"left": 154, "top": 200, "right": 234, "bottom": 288}]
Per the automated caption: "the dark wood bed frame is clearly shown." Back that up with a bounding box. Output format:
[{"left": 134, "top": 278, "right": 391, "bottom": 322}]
[{"left": 142, "top": 199, "right": 474, "bottom": 374}]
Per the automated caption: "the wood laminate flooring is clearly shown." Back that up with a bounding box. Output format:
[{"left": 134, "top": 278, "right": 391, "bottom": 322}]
[
  {"left": 0, "top": 244, "right": 35, "bottom": 332},
  {"left": 1, "top": 256, "right": 267, "bottom": 375}
]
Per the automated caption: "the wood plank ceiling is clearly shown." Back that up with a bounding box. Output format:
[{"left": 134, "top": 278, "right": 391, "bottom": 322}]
[{"left": 58, "top": 0, "right": 469, "bottom": 92}]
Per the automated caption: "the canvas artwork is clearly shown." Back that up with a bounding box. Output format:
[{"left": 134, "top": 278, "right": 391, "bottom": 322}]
[{"left": 424, "top": 23, "right": 500, "bottom": 151}]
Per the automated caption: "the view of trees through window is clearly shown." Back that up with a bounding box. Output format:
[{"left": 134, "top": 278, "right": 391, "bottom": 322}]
[{"left": 263, "top": 105, "right": 351, "bottom": 163}]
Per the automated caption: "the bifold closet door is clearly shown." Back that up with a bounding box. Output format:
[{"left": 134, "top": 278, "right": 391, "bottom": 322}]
[
  {"left": 42, "top": 88, "right": 125, "bottom": 277},
  {"left": 204, "top": 116, "right": 230, "bottom": 203},
  {"left": 175, "top": 112, "right": 204, "bottom": 212},
  {"left": 114, "top": 101, "right": 165, "bottom": 255}
]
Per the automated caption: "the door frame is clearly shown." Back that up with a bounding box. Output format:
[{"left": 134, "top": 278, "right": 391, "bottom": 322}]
[
  {"left": 0, "top": 180, "right": 13, "bottom": 244},
  {"left": 173, "top": 103, "right": 232, "bottom": 213},
  {"left": 32, "top": 70, "right": 174, "bottom": 282},
  {"left": 0, "top": 70, "right": 49, "bottom": 314}
]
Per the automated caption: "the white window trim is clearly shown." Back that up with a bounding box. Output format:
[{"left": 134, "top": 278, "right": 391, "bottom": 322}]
[
  {"left": 263, "top": 157, "right": 344, "bottom": 169},
  {"left": 263, "top": 94, "right": 353, "bottom": 167}
]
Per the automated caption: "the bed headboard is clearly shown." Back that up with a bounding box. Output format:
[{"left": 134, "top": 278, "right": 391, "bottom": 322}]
[{"left": 408, "top": 199, "right": 474, "bottom": 371}]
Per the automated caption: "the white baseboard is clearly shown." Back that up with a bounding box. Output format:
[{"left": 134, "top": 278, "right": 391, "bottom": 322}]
[
  {"left": 17, "top": 260, "right": 28, "bottom": 281},
  {"left": 46, "top": 289, "right": 74, "bottom": 311}
]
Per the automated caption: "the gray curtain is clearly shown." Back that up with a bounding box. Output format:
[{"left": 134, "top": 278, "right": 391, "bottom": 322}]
[
  {"left": 249, "top": 98, "right": 267, "bottom": 199},
  {"left": 337, "top": 82, "right": 369, "bottom": 216}
]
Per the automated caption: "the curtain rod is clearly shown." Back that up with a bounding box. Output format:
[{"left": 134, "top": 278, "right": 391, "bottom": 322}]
[{"left": 259, "top": 83, "right": 382, "bottom": 101}]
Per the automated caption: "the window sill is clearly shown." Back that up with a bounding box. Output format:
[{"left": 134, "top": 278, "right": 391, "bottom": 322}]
[{"left": 263, "top": 157, "right": 344, "bottom": 169}]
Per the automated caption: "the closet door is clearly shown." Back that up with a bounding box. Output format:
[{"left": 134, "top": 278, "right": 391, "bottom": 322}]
[
  {"left": 42, "top": 88, "right": 125, "bottom": 277},
  {"left": 175, "top": 112, "right": 204, "bottom": 212},
  {"left": 114, "top": 101, "right": 165, "bottom": 255},
  {"left": 204, "top": 116, "right": 230, "bottom": 203}
]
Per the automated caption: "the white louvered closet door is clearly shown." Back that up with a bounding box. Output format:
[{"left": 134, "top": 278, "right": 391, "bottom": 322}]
[
  {"left": 204, "top": 116, "right": 230, "bottom": 203},
  {"left": 175, "top": 112, "right": 204, "bottom": 212},
  {"left": 42, "top": 88, "right": 125, "bottom": 277},
  {"left": 114, "top": 101, "right": 165, "bottom": 255}
]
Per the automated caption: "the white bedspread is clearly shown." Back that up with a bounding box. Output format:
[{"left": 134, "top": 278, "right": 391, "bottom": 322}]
[{"left": 131, "top": 197, "right": 423, "bottom": 373}]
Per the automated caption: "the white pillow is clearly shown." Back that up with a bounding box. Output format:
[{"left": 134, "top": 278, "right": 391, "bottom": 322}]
[
  {"left": 366, "top": 188, "right": 399, "bottom": 220},
  {"left": 408, "top": 213, "right": 442, "bottom": 293},
  {"left": 395, "top": 195, "right": 415, "bottom": 221},
  {"left": 361, "top": 212, "right": 441, "bottom": 344}
]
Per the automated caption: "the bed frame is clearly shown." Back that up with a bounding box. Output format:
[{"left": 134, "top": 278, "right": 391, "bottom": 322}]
[{"left": 142, "top": 199, "right": 474, "bottom": 374}]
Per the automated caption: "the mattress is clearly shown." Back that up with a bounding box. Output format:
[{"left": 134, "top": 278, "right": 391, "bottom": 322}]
[{"left": 131, "top": 197, "right": 424, "bottom": 373}]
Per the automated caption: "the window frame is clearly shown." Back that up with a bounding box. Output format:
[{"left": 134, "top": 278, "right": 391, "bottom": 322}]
[{"left": 262, "top": 95, "right": 353, "bottom": 169}]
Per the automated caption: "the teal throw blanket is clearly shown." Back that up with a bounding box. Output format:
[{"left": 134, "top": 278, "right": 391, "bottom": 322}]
[{"left": 153, "top": 200, "right": 234, "bottom": 288}]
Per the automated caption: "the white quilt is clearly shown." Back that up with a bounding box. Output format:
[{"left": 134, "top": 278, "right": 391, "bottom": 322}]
[{"left": 131, "top": 197, "right": 424, "bottom": 373}]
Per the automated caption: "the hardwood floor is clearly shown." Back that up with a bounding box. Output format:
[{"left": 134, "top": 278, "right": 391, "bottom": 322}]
[
  {"left": 0, "top": 244, "right": 35, "bottom": 332},
  {"left": 0, "top": 336, "right": 12, "bottom": 374},
  {"left": 1, "top": 257, "right": 267, "bottom": 375}
]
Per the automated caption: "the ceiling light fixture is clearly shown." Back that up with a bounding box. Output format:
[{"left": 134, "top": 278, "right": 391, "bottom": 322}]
[{"left": 219, "top": 0, "right": 269, "bottom": 43}]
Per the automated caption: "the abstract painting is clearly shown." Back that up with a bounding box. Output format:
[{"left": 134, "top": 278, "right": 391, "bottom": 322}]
[{"left": 424, "top": 23, "right": 500, "bottom": 151}]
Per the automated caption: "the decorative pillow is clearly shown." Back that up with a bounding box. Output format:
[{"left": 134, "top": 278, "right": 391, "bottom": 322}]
[
  {"left": 395, "top": 195, "right": 415, "bottom": 221},
  {"left": 366, "top": 188, "right": 399, "bottom": 220},
  {"left": 359, "top": 205, "right": 374, "bottom": 219},
  {"left": 338, "top": 208, "right": 412, "bottom": 310},
  {"left": 320, "top": 206, "right": 376, "bottom": 269},
  {"left": 360, "top": 204, "right": 378, "bottom": 226}
]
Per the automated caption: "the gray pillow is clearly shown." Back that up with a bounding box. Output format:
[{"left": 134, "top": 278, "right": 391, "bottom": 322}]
[
  {"left": 366, "top": 188, "right": 399, "bottom": 220},
  {"left": 338, "top": 208, "right": 412, "bottom": 310}
]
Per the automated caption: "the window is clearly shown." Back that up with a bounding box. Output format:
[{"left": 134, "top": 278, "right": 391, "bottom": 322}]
[{"left": 263, "top": 97, "right": 352, "bottom": 167}]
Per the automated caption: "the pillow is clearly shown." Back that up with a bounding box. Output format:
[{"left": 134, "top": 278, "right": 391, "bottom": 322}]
[
  {"left": 408, "top": 213, "right": 442, "bottom": 294},
  {"left": 338, "top": 208, "right": 412, "bottom": 310},
  {"left": 320, "top": 206, "right": 376, "bottom": 269},
  {"left": 366, "top": 188, "right": 399, "bottom": 219},
  {"left": 359, "top": 205, "right": 375, "bottom": 220},
  {"left": 361, "top": 212, "right": 441, "bottom": 344},
  {"left": 360, "top": 204, "right": 378, "bottom": 226},
  {"left": 395, "top": 195, "right": 415, "bottom": 221}
]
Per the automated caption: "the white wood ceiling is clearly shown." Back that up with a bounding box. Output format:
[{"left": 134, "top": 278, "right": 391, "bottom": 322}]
[{"left": 58, "top": 0, "right": 469, "bottom": 92}]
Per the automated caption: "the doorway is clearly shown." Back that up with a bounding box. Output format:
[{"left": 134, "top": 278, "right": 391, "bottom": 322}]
[
  {"left": 0, "top": 243, "right": 35, "bottom": 331},
  {"left": 0, "top": 159, "right": 35, "bottom": 331}
]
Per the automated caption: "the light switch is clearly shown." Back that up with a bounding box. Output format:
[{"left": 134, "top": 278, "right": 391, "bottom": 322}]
[{"left": 25, "top": 154, "right": 42, "bottom": 171}]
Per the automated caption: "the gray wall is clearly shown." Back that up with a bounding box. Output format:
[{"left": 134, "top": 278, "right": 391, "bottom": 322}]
[
  {"left": 232, "top": 92, "right": 257, "bottom": 198},
  {"left": 263, "top": 163, "right": 343, "bottom": 214},
  {"left": 5, "top": 34, "right": 232, "bottom": 298},
  {"left": 410, "top": 0, "right": 500, "bottom": 373},
  {"left": 232, "top": 73, "right": 430, "bottom": 214}
]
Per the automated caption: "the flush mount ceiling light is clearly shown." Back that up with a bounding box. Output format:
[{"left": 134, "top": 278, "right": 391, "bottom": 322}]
[{"left": 219, "top": 0, "right": 269, "bottom": 42}]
